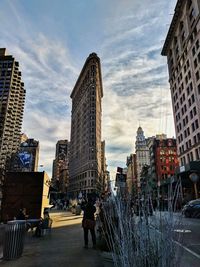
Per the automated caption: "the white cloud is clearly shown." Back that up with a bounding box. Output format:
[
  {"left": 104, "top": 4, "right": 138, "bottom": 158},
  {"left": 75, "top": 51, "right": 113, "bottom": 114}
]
[
  {"left": 100, "top": 0, "right": 176, "bottom": 178},
  {"left": 0, "top": 1, "right": 78, "bottom": 177}
]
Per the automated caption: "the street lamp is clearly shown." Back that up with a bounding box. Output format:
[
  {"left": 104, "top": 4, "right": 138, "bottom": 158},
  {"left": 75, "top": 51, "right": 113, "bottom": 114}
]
[{"left": 189, "top": 173, "right": 199, "bottom": 199}]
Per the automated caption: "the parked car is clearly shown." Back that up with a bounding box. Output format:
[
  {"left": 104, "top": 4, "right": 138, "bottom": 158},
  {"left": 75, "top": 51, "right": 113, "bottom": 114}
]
[{"left": 182, "top": 199, "right": 200, "bottom": 218}]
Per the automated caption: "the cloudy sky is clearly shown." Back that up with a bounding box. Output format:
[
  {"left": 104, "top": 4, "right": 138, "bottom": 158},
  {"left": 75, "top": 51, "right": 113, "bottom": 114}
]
[{"left": 0, "top": 0, "right": 177, "bottom": 179}]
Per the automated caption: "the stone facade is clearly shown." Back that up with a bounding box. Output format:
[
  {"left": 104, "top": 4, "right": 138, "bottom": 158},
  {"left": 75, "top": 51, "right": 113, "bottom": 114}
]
[
  {"left": 135, "top": 126, "right": 150, "bottom": 188},
  {"left": 69, "top": 53, "right": 103, "bottom": 198},
  {"left": 162, "top": 0, "right": 200, "bottom": 166},
  {"left": 147, "top": 135, "right": 179, "bottom": 186},
  {"left": 52, "top": 140, "right": 70, "bottom": 193},
  {"left": 126, "top": 153, "right": 137, "bottom": 195}
]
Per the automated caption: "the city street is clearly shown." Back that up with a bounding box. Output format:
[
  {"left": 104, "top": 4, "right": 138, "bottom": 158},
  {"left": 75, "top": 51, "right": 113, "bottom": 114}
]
[
  {"left": 0, "top": 211, "right": 103, "bottom": 267},
  {"left": 149, "top": 211, "right": 200, "bottom": 267},
  {"left": 0, "top": 210, "right": 199, "bottom": 266}
]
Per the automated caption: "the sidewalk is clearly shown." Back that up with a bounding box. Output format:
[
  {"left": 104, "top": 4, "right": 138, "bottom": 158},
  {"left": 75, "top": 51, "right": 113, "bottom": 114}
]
[{"left": 0, "top": 211, "right": 104, "bottom": 267}]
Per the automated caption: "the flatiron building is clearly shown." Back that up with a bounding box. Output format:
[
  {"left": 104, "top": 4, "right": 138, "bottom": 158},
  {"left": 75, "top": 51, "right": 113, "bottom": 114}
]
[{"left": 69, "top": 53, "right": 103, "bottom": 198}]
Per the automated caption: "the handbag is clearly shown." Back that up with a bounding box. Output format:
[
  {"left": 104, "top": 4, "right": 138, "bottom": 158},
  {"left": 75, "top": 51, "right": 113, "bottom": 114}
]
[{"left": 82, "top": 219, "right": 95, "bottom": 229}]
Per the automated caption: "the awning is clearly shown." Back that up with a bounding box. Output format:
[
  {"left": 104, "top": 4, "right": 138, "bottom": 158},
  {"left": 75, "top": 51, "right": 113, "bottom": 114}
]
[{"left": 176, "top": 161, "right": 200, "bottom": 176}]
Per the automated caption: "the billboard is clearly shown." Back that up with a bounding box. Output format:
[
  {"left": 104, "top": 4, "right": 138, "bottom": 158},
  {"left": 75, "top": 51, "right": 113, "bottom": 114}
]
[{"left": 18, "top": 151, "right": 33, "bottom": 169}]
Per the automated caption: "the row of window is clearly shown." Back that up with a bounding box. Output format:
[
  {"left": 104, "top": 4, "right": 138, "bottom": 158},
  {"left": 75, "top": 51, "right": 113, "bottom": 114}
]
[
  {"left": 175, "top": 94, "right": 197, "bottom": 123},
  {"left": 179, "top": 132, "right": 200, "bottom": 154},
  {"left": 180, "top": 146, "right": 200, "bottom": 165},
  {"left": 160, "top": 165, "right": 176, "bottom": 171},
  {"left": 160, "top": 149, "right": 176, "bottom": 155},
  {"left": 169, "top": 24, "right": 198, "bottom": 83},
  {"left": 160, "top": 156, "right": 176, "bottom": 162},
  {"left": 178, "top": 119, "right": 200, "bottom": 143}
]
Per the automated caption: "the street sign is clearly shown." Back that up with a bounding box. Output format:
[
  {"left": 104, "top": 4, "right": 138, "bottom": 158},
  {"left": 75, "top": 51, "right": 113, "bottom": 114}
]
[
  {"left": 115, "top": 173, "right": 126, "bottom": 187},
  {"left": 117, "top": 167, "right": 123, "bottom": 173},
  {"left": 180, "top": 166, "right": 185, "bottom": 172}
]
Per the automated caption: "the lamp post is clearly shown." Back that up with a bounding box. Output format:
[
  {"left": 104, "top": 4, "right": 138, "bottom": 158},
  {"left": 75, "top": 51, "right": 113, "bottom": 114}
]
[{"left": 189, "top": 173, "right": 199, "bottom": 199}]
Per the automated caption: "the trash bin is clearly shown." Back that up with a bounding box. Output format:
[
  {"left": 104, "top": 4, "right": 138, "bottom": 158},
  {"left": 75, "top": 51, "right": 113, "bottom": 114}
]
[{"left": 3, "top": 220, "right": 26, "bottom": 260}]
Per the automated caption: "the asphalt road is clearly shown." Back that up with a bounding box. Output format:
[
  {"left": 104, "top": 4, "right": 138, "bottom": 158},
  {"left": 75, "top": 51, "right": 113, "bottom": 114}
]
[{"left": 152, "top": 211, "right": 200, "bottom": 267}]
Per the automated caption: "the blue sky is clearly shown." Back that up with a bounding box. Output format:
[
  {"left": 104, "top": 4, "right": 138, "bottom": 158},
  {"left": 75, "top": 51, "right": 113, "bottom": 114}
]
[{"left": 0, "top": 0, "right": 177, "bottom": 179}]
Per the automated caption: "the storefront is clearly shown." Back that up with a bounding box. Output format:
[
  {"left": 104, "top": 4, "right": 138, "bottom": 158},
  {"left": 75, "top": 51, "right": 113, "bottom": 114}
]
[{"left": 176, "top": 161, "right": 200, "bottom": 202}]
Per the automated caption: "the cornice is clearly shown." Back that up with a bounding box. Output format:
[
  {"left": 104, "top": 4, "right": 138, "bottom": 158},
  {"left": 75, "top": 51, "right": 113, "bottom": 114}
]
[{"left": 161, "top": 0, "right": 185, "bottom": 56}]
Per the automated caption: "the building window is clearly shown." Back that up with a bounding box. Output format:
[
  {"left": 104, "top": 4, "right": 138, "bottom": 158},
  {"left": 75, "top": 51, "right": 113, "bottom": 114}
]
[
  {"left": 192, "top": 122, "right": 195, "bottom": 131},
  {"left": 190, "top": 110, "right": 193, "bottom": 119},
  {"left": 195, "top": 119, "right": 199, "bottom": 129},
  {"left": 198, "top": 133, "right": 200, "bottom": 142},
  {"left": 195, "top": 149, "right": 199, "bottom": 160},
  {"left": 196, "top": 40, "right": 199, "bottom": 50},
  {"left": 192, "top": 47, "right": 196, "bottom": 56},
  {"left": 181, "top": 158, "right": 183, "bottom": 165},
  {"left": 196, "top": 71, "right": 200, "bottom": 81},
  {"left": 189, "top": 82, "right": 193, "bottom": 92},
  {"left": 184, "top": 130, "right": 187, "bottom": 138},
  {"left": 194, "top": 58, "right": 198, "bottom": 68},
  {"left": 189, "top": 139, "right": 192, "bottom": 147},
  {"left": 191, "top": 94, "right": 195, "bottom": 103},
  {"left": 193, "top": 106, "right": 197, "bottom": 115}
]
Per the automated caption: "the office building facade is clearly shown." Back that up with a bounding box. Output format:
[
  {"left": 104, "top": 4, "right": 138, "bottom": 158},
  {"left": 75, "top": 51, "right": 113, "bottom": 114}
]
[
  {"left": 135, "top": 126, "right": 150, "bottom": 189},
  {"left": 69, "top": 53, "right": 103, "bottom": 198},
  {"left": 162, "top": 0, "right": 200, "bottom": 165},
  {"left": 52, "top": 140, "right": 70, "bottom": 193},
  {"left": 0, "top": 48, "right": 25, "bottom": 176},
  {"left": 0, "top": 48, "right": 25, "bottom": 177},
  {"left": 162, "top": 0, "right": 200, "bottom": 198},
  {"left": 126, "top": 153, "right": 137, "bottom": 195}
]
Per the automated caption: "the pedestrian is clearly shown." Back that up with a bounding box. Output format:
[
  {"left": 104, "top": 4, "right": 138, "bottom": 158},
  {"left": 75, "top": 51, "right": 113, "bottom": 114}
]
[
  {"left": 16, "top": 208, "right": 28, "bottom": 220},
  {"left": 82, "top": 197, "right": 96, "bottom": 249},
  {"left": 35, "top": 210, "right": 52, "bottom": 237}
]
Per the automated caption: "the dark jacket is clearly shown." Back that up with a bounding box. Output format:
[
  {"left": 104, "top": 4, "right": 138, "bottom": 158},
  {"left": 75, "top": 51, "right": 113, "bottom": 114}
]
[
  {"left": 83, "top": 203, "right": 96, "bottom": 221},
  {"left": 16, "top": 210, "right": 26, "bottom": 220}
]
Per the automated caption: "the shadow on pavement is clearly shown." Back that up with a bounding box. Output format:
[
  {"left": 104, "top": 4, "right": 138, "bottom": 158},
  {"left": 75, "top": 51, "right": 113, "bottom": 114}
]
[{"left": 0, "top": 212, "right": 103, "bottom": 267}]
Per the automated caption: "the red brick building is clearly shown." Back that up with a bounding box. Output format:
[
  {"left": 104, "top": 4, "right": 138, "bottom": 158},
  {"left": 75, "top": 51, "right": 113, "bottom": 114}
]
[
  {"left": 148, "top": 135, "right": 179, "bottom": 186},
  {"left": 156, "top": 138, "right": 179, "bottom": 183}
]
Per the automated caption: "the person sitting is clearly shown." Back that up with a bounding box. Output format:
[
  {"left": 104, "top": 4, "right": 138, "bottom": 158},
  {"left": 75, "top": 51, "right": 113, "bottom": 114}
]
[
  {"left": 35, "top": 211, "right": 52, "bottom": 237},
  {"left": 16, "top": 208, "right": 32, "bottom": 231},
  {"left": 16, "top": 208, "right": 28, "bottom": 220}
]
